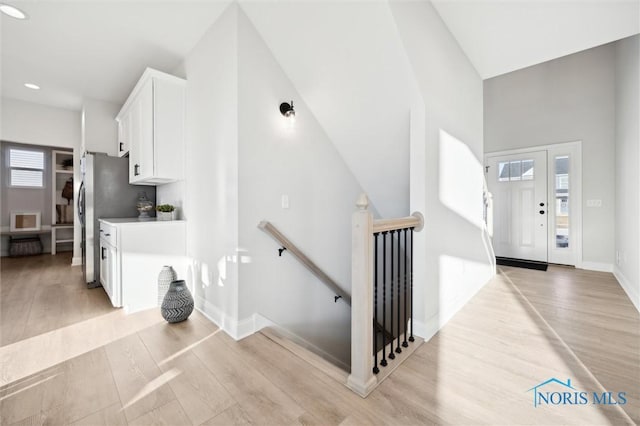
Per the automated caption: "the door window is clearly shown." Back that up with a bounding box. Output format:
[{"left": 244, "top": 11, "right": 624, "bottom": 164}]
[
  {"left": 498, "top": 159, "right": 534, "bottom": 182},
  {"left": 555, "top": 156, "right": 570, "bottom": 248}
]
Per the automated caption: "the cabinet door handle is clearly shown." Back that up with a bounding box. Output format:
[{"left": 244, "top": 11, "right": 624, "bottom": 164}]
[
  {"left": 119, "top": 142, "right": 124, "bottom": 152},
  {"left": 134, "top": 164, "right": 140, "bottom": 176},
  {"left": 101, "top": 247, "right": 106, "bottom": 260}
]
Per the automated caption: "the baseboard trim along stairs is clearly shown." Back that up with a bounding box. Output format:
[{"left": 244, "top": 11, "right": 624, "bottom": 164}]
[
  {"left": 372, "top": 336, "right": 424, "bottom": 388},
  {"left": 261, "top": 326, "right": 424, "bottom": 397},
  {"left": 259, "top": 327, "right": 349, "bottom": 385}
]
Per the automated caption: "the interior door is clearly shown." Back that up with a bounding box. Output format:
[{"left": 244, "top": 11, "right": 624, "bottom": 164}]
[{"left": 486, "top": 151, "right": 548, "bottom": 262}]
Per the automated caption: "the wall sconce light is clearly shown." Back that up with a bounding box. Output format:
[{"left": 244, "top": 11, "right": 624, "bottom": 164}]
[{"left": 279, "top": 100, "right": 295, "bottom": 121}]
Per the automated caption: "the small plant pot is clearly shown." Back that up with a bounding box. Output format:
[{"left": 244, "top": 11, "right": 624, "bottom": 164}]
[{"left": 157, "top": 211, "right": 174, "bottom": 221}]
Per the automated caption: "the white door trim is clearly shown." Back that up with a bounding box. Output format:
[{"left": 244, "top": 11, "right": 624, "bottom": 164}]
[{"left": 485, "top": 141, "right": 583, "bottom": 267}]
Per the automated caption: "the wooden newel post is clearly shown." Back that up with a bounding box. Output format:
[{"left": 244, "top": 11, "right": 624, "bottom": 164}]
[{"left": 347, "top": 193, "right": 377, "bottom": 397}]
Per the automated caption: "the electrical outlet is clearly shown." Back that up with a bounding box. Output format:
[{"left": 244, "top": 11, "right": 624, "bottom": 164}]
[{"left": 586, "top": 199, "right": 602, "bottom": 207}]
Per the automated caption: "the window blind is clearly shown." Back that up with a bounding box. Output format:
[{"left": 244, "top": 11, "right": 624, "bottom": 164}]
[
  {"left": 9, "top": 148, "right": 45, "bottom": 187},
  {"left": 10, "top": 149, "right": 44, "bottom": 169}
]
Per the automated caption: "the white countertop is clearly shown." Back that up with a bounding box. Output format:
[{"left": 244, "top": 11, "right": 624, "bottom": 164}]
[{"left": 99, "top": 217, "right": 185, "bottom": 225}]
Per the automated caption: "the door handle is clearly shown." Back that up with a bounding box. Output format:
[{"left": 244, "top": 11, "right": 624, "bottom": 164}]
[
  {"left": 119, "top": 142, "right": 124, "bottom": 152},
  {"left": 539, "top": 210, "right": 545, "bottom": 215},
  {"left": 539, "top": 202, "right": 545, "bottom": 207},
  {"left": 77, "top": 181, "right": 84, "bottom": 225},
  {"left": 134, "top": 164, "right": 140, "bottom": 176},
  {"left": 101, "top": 247, "right": 106, "bottom": 260}
]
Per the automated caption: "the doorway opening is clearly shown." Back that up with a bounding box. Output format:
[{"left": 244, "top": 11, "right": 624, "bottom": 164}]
[{"left": 485, "top": 141, "right": 582, "bottom": 267}]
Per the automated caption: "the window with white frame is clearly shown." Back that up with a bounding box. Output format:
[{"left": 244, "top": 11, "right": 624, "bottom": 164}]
[{"left": 9, "top": 148, "right": 45, "bottom": 188}]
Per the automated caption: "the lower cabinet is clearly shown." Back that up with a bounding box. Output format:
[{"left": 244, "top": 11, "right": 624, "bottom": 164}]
[
  {"left": 98, "top": 219, "right": 186, "bottom": 313},
  {"left": 99, "top": 238, "right": 120, "bottom": 307}
]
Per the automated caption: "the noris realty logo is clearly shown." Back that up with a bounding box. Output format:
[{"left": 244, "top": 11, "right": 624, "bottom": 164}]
[{"left": 527, "top": 378, "right": 627, "bottom": 408}]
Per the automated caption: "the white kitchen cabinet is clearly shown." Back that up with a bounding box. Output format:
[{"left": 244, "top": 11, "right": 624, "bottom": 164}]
[
  {"left": 99, "top": 221, "right": 120, "bottom": 307},
  {"left": 98, "top": 218, "right": 186, "bottom": 313},
  {"left": 116, "top": 68, "right": 185, "bottom": 185},
  {"left": 99, "top": 238, "right": 118, "bottom": 306},
  {"left": 117, "top": 110, "right": 130, "bottom": 157}
]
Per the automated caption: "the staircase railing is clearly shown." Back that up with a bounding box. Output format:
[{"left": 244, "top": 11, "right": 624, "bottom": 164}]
[
  {"left": 348, "top": 194, "right": 424, "bottom": 397},
  {"left": 258, "top": 221, "right": 351, "bottom": 305}
]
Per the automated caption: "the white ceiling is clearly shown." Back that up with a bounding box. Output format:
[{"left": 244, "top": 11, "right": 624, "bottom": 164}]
[
  {"left": 1, "top": 1, "right": 231, "bottom": 111},
  {"left": 432, "top": 0, "right": 640, "bottom": 79},
  {"left": 1, "top": 1, "right": 639, "bottom": 111}
]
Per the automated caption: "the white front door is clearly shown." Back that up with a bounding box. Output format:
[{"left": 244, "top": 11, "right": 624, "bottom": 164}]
[{"left": 487, "top": 151, "right": 548, "bottom": 262}]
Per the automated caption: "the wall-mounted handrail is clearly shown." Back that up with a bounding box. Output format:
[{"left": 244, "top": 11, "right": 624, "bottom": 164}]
[{"left": 258, "top": 221, "right": 352, "bottom": 306}]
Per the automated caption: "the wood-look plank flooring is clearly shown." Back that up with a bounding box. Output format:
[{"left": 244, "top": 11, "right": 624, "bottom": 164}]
[
  {"left": 1, "top": 253, "right": 114, "bottom": 347},
  {"left": 1, "top": 255, "right": 638, "bottom": 425}
]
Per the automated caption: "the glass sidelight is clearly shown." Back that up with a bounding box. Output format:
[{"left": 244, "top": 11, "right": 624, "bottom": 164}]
[{"left": 555, "top": 156, "right": 569, "bottom": 248}]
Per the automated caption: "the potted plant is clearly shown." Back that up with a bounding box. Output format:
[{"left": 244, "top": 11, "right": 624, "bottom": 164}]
[
  {"left": 156, "top": 204, "right": 176, "bottom": 221},
  {"left": 61, "top": 158, "right": 74, "bottom": 170}
]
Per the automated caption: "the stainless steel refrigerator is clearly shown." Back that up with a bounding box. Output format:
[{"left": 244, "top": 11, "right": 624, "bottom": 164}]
[{"left": 78, "top": 152, "right": 156, "bottom": 287}]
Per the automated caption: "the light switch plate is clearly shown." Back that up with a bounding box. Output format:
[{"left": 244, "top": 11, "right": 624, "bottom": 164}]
[{"left": 281, "top": 195, "right": 289, "bottom": 209}]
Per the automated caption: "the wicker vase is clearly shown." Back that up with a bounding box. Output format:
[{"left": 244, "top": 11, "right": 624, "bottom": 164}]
[
  {"left": 157, "top": 266, "right": 177, "bottom": 306},
  {"left": 161, "top": 280, "right": 194, "bottom": 323}
]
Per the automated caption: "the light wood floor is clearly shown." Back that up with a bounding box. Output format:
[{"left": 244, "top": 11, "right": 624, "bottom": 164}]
[
  {"left": 1, "top": 256, "right": 638, "bottom": 425},
  {"left": 1, "top": 253, "right": 114, "bottom": 347}
]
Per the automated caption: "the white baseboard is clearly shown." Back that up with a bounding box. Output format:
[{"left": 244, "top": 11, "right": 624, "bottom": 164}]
[
  {"left": 613, "top": 267, "right": 640, "bottom": 313},
  {"left": 193, "top": 296, "right": 276, "bottom": 341},
  {"left": 194, "top": 296, "right": 247, "bottom": 340},
  {"left": 254, "top": 314, "right": 351, "bottom": 372},
  {"left": 413, "top": 276, "right": 491, "bottom": 342},
  {"left": 580, "top": 261, "right": 613, "bottom": 273},
  {"left": 71, "top": 256, "right": 82, "bottom": 266},
  {"left": 194, "top": 296, "right": 349, "bottom": 370}
]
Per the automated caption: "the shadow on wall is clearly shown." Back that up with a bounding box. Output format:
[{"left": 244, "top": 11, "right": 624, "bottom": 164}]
[
  {"left": 439, "top": 130, "right": 485, "bottom": 230},
  {"left": 437, "top": 129, "right": 496, "bottom": 312},
  {"left": 186, "top": 254, "right": 245, "bottom": 332},
  {"left": 419, "top": 129, "right": 495, "bottom": 339}
]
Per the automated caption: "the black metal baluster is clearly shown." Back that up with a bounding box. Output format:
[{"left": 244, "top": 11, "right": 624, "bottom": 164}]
[
  {"left": 395, "top": 228, "right": 402, "bottom": 354},
  {"left": 409, "top": 227, "right": 415, "bottom": 342},
  {"left": 402, "top": 228, "right": 409, "bottom": 348},
  {"left": 373, "top": 233, "right": 380, "bottom": 374},
  {"left": 381, "top": 231, "right": 388, "bottom": 367},
  {"left": 389, "top": 230, "right": 395, "bottom": 360}
]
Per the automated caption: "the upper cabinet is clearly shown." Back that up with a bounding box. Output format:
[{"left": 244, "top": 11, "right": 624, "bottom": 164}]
[{"left": 116, "top": 68, "right": 186, "bottom": 185}]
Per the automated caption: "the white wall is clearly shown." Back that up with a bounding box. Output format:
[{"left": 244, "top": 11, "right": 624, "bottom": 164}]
[
  {"left": 1, "top": 98, "right": 82, "bottom": 262},
  {"left": 81, "top": 98, "right": 120, "bottom": 156},
  {"left": 239, "top": 1, "right": 413, "bottom": 219},
  {"left": 174, "top": 0, "right": 498, "bottom": 366},
  {"left": 179, "top": 5, "right": 241, "bottom": 334},
  {"left": 389, "top": 0, "right": 495, "bottom": 340},
  {"left": 236, "top": 8, "right": 364, "bottom": 367},
  {"left": 484, "top": 43, "right": 617, "bottom": 267},
  {"left": 2, "top": 98, "right": 80, "bottom": 149},
  {"left": 614, "top": 35, "right": 640, "bottom": 312}
]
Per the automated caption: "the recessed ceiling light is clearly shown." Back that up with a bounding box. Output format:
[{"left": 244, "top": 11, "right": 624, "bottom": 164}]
[
  {"left": 0, "top": 3, "right": 28, "bottom": 20},
  {"left": 24, "top": 83, "right": 40, "bottom": 90}
]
